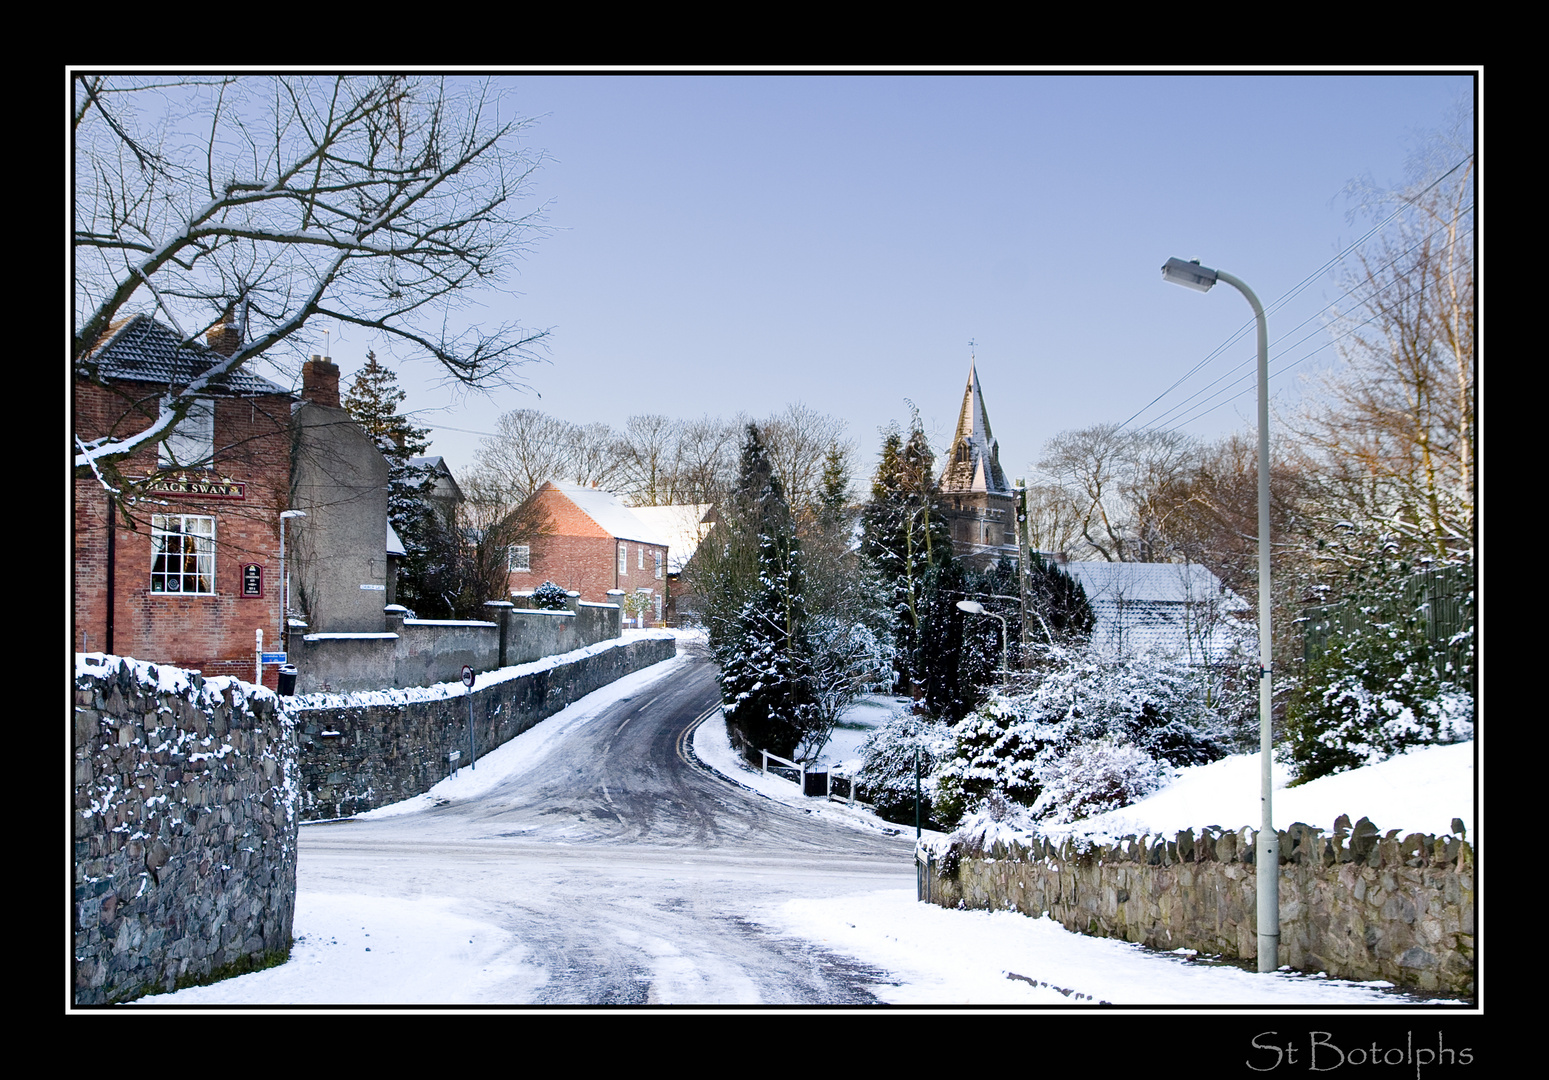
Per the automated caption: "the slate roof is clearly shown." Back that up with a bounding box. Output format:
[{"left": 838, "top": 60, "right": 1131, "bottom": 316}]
[
  {"left": 1060, "top": 560, "right": 1252, "bottom": 662},
  {"left": 938, "top": 358, "right": 1011, "bottom": 495},
  {"left": 78, "top": 314, "right": 292, "bottom": 396}
]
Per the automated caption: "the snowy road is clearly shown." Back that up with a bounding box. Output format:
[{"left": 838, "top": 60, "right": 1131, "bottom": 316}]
[
  {"left": 261, "top": 644, "right": 912, "bottom": 1004},
  {"left": 143, "top": 642, "right": 1463, "bottom": 1008}
]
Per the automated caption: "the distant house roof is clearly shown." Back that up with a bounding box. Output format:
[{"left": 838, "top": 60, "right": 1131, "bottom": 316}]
[
  {"left": 544, "top": 483, "right": 669, "bottom": 547},
  {"left": 409, "top": 455, "right": 464, "bottom": 504},
  {"left": 78, "top": 314, "right": 291, "bottom": 396},
  {"left": 628, "top": 504, "right": 714, "bottom": 574},
  {"left": 1059, "top": 560, "right": 1251, "bottom": 662}
]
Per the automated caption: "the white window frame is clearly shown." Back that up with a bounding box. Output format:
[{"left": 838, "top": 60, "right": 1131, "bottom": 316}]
[
  {"left": 508, "top": 544, "right": 531, "bottom": 573},
  {"left": 159, "top": 398, "right": 215, "bottom": 470},
  {"left": 150, "top": 514, "right": 216, "bottom": 595},
  {"left": 654, "top": 550, "right": 663, "bottom": 579},
  {"left": 619, "top": 543, "right": 629, "bottom": 575},
  {"left": 639, "top": 545, "right": 645, "bottom": 570}
]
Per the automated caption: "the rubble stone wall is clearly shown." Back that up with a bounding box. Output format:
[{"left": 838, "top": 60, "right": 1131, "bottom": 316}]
[
  {"left": 294, "top": 636, "right": 677, "bottom": 820},
  {"left": 926, "top": 817, "right": 1474, "bottom": 996},
  {"left": 73, "top": 657, "right": 299, "bottom": 1005}
]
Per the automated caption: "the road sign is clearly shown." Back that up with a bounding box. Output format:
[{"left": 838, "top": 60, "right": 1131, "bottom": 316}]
[{"left": 461, "top": 665, "right": 475, "bottom": 688}]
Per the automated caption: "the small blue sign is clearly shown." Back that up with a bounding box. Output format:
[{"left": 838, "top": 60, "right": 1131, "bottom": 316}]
[{"left": 261, "top": 652, "right": 287, "bottom": 665}]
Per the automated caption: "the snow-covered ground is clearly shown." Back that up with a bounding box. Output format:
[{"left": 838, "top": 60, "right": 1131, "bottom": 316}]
[{"left": 138, "top": 645, "right": 1475, "bottom": 1008}]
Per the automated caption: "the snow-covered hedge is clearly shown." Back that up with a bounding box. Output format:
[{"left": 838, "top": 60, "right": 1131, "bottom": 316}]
[
  {"left": 930, "top": 645, "right": 1237, "bottom": 827},
  {"left": 1285, "top": 564, "right": 1474, "bottom": 785},
  {"left": 853, "top": 709, "right": 950, "bottom": 826}
]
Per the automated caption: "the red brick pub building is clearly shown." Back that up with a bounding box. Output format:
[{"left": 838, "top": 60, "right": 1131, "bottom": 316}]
[{"left": 74, "top": 315, "right": 295, "bottom": 687}]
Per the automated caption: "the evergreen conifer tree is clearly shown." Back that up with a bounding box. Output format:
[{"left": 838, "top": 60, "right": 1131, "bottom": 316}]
[
  {"left": 343, "top": 351, "right": 444, "bottom": 610},
  {"left": 1024, "top": 550, "right": 1096, "bottom": 647},
  {"left": 714, "top": 425, "right": 820, "bottom": 760},
  {"left": 860, "top": 410, "right": 952, "bottom": 692}
]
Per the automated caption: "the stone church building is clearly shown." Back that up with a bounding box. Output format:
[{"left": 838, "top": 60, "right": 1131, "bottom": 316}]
[{"left": 939, "top": 359, "right": 1019, "bottom": 569}]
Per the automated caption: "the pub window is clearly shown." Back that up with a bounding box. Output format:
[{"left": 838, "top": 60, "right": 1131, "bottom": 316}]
[
  {"left": 508, "top": 544, "right": 531, "bottom": 572},
  {"left": 150, "top": 514, "right": 215, "bottom": 594}
]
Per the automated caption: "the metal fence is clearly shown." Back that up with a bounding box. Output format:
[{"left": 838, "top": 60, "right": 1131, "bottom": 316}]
[{"left": 1300, "top": 563, "right": 1473, "bottom": 672}]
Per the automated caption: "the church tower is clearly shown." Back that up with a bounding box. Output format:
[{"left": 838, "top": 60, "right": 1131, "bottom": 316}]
[{"left": 938, "top": 358, "right": 1018, "bottom": 569}]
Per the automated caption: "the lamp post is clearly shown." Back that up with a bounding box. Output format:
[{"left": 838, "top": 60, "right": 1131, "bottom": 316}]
[
  {"left": 1161, "top": 256, "right": 1278, "bottom": 973},
  {"left": 956, "top": 599, "right": 1008, "bottom": 677},
  {"left": 279, "top": 510, "right": 306, "bottom": 648}
]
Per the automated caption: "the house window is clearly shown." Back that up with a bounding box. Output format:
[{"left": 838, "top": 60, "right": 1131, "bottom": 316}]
[
  {"left": 508, "top": 544, "right": 531, "bottom": 573},
  {"left": 159, "top": 398, "right": 215, "bottom": 469},
  {"left": 619, "top": 543, "right": 628, "bottom": 575},
  {"left": 151, "top": 514, "right": 215, "bottom": 594},
  {"left": 654, "top": 551, "right": 663, "bottom": 579},
  {"left": 639, "top": 545, "right": 645, "bottom": 570}
]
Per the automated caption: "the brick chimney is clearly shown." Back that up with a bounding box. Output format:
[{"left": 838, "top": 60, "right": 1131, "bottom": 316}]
[
  {"left": 206, "top": 304, "right": 243, "bottom": 357},
  {"left": 301, "top": 355, "right": 341, "bottom": 407}
]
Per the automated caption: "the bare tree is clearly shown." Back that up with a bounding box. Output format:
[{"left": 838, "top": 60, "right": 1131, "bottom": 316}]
[
  {"left": 1034, "top": 423, "right": 1198, "bottom": 562},
  {"left": 1297, "top": 120, "right": 1475, "bottom": 561},
  {"left": 614, "top": 414, "right": 683, "bottom": 506},
  {"left": 761, "top": 403, "right": 853, "bottom": 515},
  {"left": 74, "top": 74, "right": 548, "bottom": 494},
  {"left": 472, "top": 408, "right": 588, "bottom": 505}
]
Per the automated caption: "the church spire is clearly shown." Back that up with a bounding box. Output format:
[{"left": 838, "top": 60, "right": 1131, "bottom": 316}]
[{"left": 939, "top": 355, "right": 1010, "bottom": 495}]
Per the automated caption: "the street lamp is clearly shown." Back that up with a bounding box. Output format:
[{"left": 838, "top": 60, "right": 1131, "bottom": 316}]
[
  {"left": 1161, "top": 256, "right": 1278, "bottom": 973},
  {"left": 279, "top": 510, "right": 306, "bottom": 648},
  {"left": 956, "top": 599, "right": 1008, "bottom": 677}
]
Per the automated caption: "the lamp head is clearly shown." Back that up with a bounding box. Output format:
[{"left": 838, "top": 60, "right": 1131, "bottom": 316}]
[
  {"left": 1161, "top": 257, "right": 1218, "bottom": 293},
  {"left": 956, "top": 600, "right": 985, "bottom": 615}
]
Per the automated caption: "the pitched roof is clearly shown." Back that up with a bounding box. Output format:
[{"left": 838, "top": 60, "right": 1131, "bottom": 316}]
[
  {"left": 938, "top": 358, "right": 1011, "bottom": 495},
  {"left": 628, "top": 504, "right": 713, "bottom": 573},
  {"left": 545, "top": 483, "right": 669, "bottom": 546},
  {"left": 79, "top": 314, "right": 291, "bottom": 396},
  {"left": 1059, "top": 560, "right": 1251, "bottom": 662}
]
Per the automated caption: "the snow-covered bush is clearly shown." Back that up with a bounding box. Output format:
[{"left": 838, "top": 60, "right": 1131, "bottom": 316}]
[
  {"left": 929, "top": 696, "right": 1053, "bottom": 826},
  {"left": 854, "top": 709, "right": 950, "bottom": 827},
  {"left": 532, "top": 581, "right": 570, "bottom": 611},
  {"left": 1284, "top": 555, "right": 1474, "bottom": 785},
  {"left": 1029, "top": 738, "right": 1170, "bottom": 824},
  {"left": 928, "top": 644, "right": 1233, "bottom": 827},
  {"left": 1284, "top": 614, "right": 1473, "bottom": 784}
]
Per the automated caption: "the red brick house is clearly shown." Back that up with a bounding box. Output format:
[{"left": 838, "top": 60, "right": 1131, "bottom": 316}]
[
  {"left": 74, "top": 314, "right": 296, "bottom": 686},
  {"left": 510, "top": 483, "right": 670, "bottom": 624}
]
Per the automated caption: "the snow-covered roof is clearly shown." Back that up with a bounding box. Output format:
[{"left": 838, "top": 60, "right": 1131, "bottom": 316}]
[
  {"left": 78, "top": 314, "right": 292, "bottom": 396},
  {"left": 628, "top": 504, "right": 714, "bottom": 573},
  {"left": 1059, "top": 561, "right": 1250, "bottom": 662},
  {"left": 387, "top": 521, "right": 406, "bottom": 558},
  {"left": 1060, "top": 561, "right": 1246, "bottom": 606},
  {"left": 549, "top": 483, "right": 669, "bottom": 546}
]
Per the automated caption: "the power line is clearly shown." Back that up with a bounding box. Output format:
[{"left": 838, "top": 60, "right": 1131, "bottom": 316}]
[{"left": 1117, "top": 155, "right": 1474, "bottom": 437}]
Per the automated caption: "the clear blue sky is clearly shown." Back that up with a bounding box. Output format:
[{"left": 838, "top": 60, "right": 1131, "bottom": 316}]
[{"left": 319, "top": 71, "right": 1477, "bottom": 489}]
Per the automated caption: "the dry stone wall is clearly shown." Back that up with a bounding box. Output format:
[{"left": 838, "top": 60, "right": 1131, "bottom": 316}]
[
  {"left": 926, "top": 816, "right": 1473, "bottom": 996},
  {"left": 73, "top": 656, "right": 299, "bottom": 1005}
]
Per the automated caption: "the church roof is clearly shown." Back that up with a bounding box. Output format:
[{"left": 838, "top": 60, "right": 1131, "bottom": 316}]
[{"left": 938, "top": 358, "right": 1011, "bottom": 495}]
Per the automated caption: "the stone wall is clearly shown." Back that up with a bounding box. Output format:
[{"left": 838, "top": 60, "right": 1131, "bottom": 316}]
[
  {"left": 925, "top": 816, "right": 1474, "bottom": 996},
  {"left": 289, "top": 599, "right": 622, "bottom": 694},
  {"left": 293, "top": 635, "right": 677, "bottom": 820},
  {"left": 73, "top": 655, "right": 299, "bottom": 1005}
]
